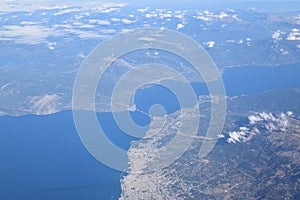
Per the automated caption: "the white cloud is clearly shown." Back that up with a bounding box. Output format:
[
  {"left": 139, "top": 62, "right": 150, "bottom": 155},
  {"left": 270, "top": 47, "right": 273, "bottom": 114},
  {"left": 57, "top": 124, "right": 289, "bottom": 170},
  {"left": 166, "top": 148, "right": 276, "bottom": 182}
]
[
  {"left": 229, "top": 131, "right": 241, "bottom": 142},
  {"left": 239, "top": 127, "right": 249, "bottom": 131},
  {"left": 99, "top": 29, "right": 116, "bottom": 34},
  {"left": 294, "top": 15, "right": 300, "bottom": 24},
  {"left": 218, "top": 11, "right": 229, "bottom": 19},
  {"left": 248, "top": 114, "right": 263, "bottom": 124},
  {"left": 128, "top": 14, "right": 135, "bottom": 18},
  {"left": 273, "top": 30, "right": 288, "bottom": 41},
  {"left": 89, "top": 19, "right": 110, "bottom": 25},
  {"left": 272, "top": 30, "right": 282, "bottom": 40},
  {"left": 287, "top": 28, "right": 300, "bottom": 41},
  {"left": 20, "top": 21, "right": 39, "bottom": 25},
  {"left": 259, "top": 112, "right": 276, "bottom": 121},
  {"left": 159, "top": 13, "right": 172, "bottom": 19},
  {"left": 232, "top": 14, "right": 241, "bottom": 21},
  {"left": 52, "top": 24, "right": 73, "bottom": 29},
  {"left": 0, "top": 19, "right": 116, "bottom": 45},
  {"left": 53, "top": 8, "right": 81, "bottom": 16},
  {"left": 61, "top": 28, "right": 107, "bottom": 39},
  {"left": 77, "top": 53, "right": 85, "bottom": 58},
  {"left": 174, "top": 14, "right": 184, "bottom": 20},
  {"left": 227, "top": 131, "right": 248, "bottom": 143},
  {"left": 137, "top": 7, "right": 149, "bottom": 13},
  {"left": 0, "top": 1, "right": 126, "bottom": 13},
  {"left": 176, "top": 23, "right": 184, "bottom": 30},
  {"left": 203, "top": 10, "right": 213, "bottom": 16},
  {"left": 265, "top": 122, "right": 277, "bottom": 131},
  {"left": 111, "top": 17, "right": 121, "bottom": 22},
  {"left": 121, "top": 18, "right": 135, "bottom": 25},
  {"left": 0, "top": 1, "right": 60, "bottom": 12},
  {"left": 0, "top": 25, "right": 61, "bottom": 45},
  {"left": 47, "top": 41, "right": 56, "bottom": 50},
  {"left": 287, "top": 111, "right": 294, "bottom": 116},
  {"left": 227, "top": 138, "right": 236, "bottom": 144},
  {"left": 96, "top": 7, "right": 119, "bottom": 14},
  {"left": 228, "top": 111, "right": 293, "bottom": 144},
  {"left": 226, "top": 39, "right": 236, "bottom": 43},
  {"left": 254, "top": 127, "right": 260, "bottom": 134},
  {"left": 194, "top": 15, "right": 211, "bottom": 22},
  {"left": 206, "top": 41, "right": 215, "bottom": 48},
  {"left": 145, "top": 13, "right": 158, "bottom": 18},
  {"left": 194, "top": 10, "right": 240, "bottom": 22}
]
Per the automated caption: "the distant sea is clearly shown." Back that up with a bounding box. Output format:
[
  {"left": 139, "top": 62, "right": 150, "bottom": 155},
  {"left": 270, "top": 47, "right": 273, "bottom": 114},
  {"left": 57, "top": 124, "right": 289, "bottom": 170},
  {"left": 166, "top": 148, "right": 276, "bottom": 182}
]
[
  {"left": 136, "top": 63, "right": 300, "bottom": 114},
  {"left": 0, "top": 63, "right": 300, "bottom": 200}
]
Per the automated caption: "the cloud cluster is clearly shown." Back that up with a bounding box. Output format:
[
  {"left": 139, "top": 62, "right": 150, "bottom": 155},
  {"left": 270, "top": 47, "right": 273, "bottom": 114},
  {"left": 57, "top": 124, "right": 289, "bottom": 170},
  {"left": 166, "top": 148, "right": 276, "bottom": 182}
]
[
  {"left": 227, "top": 111, "right": 293, "bottom": 144},
  {"left": 287, "top": 28, "right": 300, "bottom": 41},
  {"left": 271, "top": 28, "right": 300, "bottom": 47},
  {"left": 272, "top": 30, "right": 285, "bottom": 41},
  {"left": 0, "top": 25, "right": 60, "bottom": 45},
  {"left": 227, "top": 126, "right": 250, "bottom": 144},
  {"left": 0, "top": 2, "right": 127, "bottom": 45},
  {"left": 248, "top": 112, "right": 290, "bottom": 131},
  {"left": 121, "top": 18, "right": 136, "bottom": 25},
  {"left": 193, "top": 10, "right": 240, "bottom": 22},
  {"left": 0, "top": 1, "right": 126, "bottom": 13}
]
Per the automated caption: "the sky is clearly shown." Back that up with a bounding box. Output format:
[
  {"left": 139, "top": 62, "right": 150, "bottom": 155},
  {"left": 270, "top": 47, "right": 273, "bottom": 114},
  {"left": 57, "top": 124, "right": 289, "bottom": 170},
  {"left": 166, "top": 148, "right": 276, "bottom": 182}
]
[
  {"left": 124, "top": 0, "right": 300, "bottom": 11},
  {"left": 1, "top": 0, "right": 300, "bottom": 12}
]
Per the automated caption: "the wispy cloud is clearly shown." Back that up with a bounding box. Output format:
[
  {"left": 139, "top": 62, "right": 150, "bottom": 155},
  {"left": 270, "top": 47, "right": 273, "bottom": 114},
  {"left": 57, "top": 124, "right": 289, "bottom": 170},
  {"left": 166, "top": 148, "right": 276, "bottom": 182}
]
[
  {"left": 0, "top": 1, "right": 127, "bottom": 12},
  {"left": 0, "top": 25, "right": 61, "bottom": 45}
]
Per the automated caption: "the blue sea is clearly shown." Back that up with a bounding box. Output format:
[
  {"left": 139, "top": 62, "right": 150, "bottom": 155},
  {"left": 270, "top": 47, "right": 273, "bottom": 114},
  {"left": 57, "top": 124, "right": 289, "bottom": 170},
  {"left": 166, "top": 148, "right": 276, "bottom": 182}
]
[
  {"left": 1, "top": 63, "right": 300, "bottom": 200},
  {"left": 136, "top": 63, "right": 300, "bottom": 113}
]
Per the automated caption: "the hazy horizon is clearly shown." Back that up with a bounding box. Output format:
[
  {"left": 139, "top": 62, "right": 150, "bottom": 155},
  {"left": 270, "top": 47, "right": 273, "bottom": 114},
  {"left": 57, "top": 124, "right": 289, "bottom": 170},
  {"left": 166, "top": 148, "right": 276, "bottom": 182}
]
[{"left": 1, "top": 0, "right": 300, "bottom": 13}]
